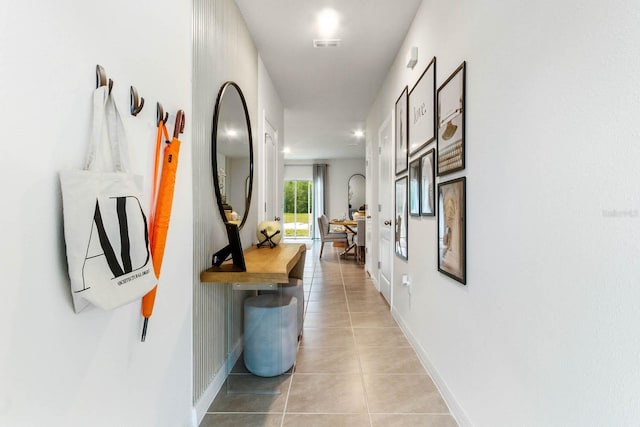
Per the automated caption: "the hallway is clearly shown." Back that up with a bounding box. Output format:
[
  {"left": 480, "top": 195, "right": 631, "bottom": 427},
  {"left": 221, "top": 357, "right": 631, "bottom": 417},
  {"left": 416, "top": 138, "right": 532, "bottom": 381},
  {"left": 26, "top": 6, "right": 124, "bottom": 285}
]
[{"left": 202, "top": 242, "right": 458, "bottom": 426}]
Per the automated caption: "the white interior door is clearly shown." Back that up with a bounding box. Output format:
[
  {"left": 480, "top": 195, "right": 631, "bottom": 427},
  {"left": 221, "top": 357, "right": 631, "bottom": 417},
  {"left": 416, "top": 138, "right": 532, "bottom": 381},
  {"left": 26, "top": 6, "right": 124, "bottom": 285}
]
[
  {"left": 378, "top": 114, "right": 393, "bottom": 305},
  {"left": 263, "top": 118, "right": 279, "bottom": 223}
]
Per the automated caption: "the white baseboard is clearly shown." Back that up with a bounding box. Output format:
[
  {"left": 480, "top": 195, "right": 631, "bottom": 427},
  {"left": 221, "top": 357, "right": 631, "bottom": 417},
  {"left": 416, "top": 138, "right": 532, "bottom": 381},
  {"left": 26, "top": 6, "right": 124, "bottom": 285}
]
[
  {"left": 391, "top": 308, "right": 473, "bottom": 427},
  {"left": 193, "top": 337, "right": 244, "bottom": 426}
]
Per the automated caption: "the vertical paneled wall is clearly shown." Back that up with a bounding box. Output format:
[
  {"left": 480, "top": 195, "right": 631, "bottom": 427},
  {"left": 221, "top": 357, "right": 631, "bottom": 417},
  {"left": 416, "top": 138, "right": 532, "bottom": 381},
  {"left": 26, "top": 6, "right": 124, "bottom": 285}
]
[{"left": 192, "top": 0, "right": 258, "bottom": 405}]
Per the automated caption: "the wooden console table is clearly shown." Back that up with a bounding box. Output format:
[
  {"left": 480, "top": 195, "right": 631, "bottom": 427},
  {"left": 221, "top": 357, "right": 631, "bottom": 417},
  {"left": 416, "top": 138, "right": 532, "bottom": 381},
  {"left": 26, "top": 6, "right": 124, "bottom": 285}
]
[
  {"left": 200, "top": 243, "right": 306, "bottom": 287},
  {"left": 200, "top": 243, "right": 307, "bottom": 386}
]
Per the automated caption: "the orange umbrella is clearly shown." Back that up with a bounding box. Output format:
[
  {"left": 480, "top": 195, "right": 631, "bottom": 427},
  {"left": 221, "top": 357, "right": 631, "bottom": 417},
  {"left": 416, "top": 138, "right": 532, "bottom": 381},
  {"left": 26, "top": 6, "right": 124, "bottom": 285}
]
[{"left": 141, "top": 109, "right": 185, "bottom": 341}]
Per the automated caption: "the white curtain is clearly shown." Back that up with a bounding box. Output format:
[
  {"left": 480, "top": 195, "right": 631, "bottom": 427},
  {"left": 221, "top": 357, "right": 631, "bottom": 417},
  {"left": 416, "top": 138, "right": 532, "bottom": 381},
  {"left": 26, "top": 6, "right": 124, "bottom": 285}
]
[{"left": 312, "top": 164, "right": 327, "bottom": 239}]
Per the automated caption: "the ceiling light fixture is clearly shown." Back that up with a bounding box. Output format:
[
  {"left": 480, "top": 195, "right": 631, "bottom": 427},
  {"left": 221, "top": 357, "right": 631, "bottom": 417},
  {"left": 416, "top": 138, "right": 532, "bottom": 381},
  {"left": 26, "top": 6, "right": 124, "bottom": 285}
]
[
  {"left": 226, "top": 129, "right": 238, "bottom": 137},
  {"left": 354, "top": 130, "right": 364, "bottom": 138},
  {"left": 317, "top": 8, "right": 339, "bottom": 38},
  {"left": 282, "top": 147, "right": 291, "bottom": 154}
]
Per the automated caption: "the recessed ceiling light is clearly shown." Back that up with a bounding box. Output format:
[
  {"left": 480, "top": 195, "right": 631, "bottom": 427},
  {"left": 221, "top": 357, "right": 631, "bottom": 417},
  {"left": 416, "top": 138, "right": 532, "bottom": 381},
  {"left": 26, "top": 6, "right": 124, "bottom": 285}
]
[
  {"left": 226, "top": 129, "right": 238, "bottom": 137},
  {"left": 282, "top": 147, "right": 291, "bottom": 154},
  {"left": 354, "top": 130, "right": 364, "bottom": 138},
  {"left": 317, "top": 8, "right": 339, "bottom": 38}
]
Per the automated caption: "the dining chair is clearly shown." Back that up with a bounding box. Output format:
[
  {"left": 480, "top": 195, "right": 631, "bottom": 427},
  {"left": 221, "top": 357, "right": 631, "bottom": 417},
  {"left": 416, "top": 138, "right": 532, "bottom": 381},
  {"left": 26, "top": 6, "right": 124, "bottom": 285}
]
[
  {"left": 317, "top": 215, "right": 348, "bottom": 258},
  {"left": 355, "top": 218, "right": 366, "bottom": 264}
]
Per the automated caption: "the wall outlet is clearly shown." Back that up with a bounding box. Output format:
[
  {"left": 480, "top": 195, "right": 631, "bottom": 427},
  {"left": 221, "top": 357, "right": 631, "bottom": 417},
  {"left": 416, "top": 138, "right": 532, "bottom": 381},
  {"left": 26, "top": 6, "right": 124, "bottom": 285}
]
[{"left": 402, "top": 274, "right": 411, "bottom": 295}]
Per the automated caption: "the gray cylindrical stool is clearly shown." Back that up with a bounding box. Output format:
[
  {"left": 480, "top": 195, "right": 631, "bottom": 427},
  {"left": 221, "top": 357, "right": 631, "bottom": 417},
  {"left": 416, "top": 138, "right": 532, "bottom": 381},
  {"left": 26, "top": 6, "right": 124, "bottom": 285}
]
[
  {"left": 244, "top": 294, "right": 298, "bottom": 377},
  {"left": 259, "top": 278, "right": 304, "bottom": 337}
]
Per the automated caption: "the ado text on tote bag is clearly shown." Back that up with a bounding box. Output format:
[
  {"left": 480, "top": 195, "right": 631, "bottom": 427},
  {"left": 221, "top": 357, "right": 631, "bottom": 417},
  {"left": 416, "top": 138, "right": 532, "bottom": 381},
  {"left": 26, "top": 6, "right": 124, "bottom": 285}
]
[{"left": 60, "top": 86, "right": 156, "bottom": 312}]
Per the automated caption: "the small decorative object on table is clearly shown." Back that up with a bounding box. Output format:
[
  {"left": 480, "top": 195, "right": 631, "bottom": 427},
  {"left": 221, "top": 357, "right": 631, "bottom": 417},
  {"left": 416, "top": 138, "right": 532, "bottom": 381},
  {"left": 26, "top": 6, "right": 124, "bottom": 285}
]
[{"left": 256, "top": 220, "right": 282, "bottom": 248}]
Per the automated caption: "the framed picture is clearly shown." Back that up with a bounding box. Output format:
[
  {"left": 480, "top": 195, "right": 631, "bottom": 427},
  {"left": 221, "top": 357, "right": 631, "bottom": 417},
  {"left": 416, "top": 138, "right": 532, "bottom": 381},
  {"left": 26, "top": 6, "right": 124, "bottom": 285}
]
[
  {"left": 420, "top": 149, "right": 435, "bottom": 216},
  {"left": 437, "top": 61, "right": 466, "bottom": 176},
  {"left": 409, "top": 158, "right": 420, "bottom": 216},
  {"left": 395, "top": 86, "right": 409, "bottom": 175},
  {"left": 395, "top": 176, "right": 408, "bottom": 260},
  {"left": 408, "top": 57, "right": 436, "bottom": 155},
  {"left": 437, "top": 177, "right": 466, "bottom": 284}
]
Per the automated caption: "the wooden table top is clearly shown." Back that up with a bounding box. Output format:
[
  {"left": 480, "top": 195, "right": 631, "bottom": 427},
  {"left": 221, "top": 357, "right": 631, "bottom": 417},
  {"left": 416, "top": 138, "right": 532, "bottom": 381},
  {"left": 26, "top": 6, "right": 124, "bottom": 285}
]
[
  {"left": 329, "top": 219, "right": 358, "bottom": 226},
  {"left": 200, "top": 243, "right": 306, "bottom": 284}
]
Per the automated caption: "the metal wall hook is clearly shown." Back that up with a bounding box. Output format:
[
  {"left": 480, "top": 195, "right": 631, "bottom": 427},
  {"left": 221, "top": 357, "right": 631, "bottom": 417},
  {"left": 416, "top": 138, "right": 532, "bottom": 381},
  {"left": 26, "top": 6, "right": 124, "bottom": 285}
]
[
  {"left": 130, "top": 86, "right": 145, "bottom": 116},
  {"left": 96, "top": 64, "right": 113, "bottom": 94},
  {"left": 156, "top": 102, "right": 169, "bottom": 127}
]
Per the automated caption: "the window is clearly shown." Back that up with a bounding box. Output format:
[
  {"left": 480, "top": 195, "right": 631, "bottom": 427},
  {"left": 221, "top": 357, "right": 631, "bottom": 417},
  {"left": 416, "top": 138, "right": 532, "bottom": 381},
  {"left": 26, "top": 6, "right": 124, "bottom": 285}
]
[{"left": 283, "top": 180, "right": 313, "bottom": 238}]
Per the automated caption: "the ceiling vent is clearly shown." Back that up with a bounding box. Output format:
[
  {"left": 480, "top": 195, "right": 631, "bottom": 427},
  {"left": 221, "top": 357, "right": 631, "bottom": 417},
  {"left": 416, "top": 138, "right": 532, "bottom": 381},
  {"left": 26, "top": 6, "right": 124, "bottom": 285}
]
[{"left": 313, "top": 39, "right": 341, "bottom": 48}]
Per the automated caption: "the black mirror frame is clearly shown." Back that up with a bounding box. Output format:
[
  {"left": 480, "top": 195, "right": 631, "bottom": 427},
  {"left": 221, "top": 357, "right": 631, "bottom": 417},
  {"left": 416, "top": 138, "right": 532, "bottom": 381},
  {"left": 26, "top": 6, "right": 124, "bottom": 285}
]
[
  {"left": 211, "top": 81, "right": 254, "bottom": 231},
  {"left": 348, "top": 173, "right": 366, "bottom": 212}
]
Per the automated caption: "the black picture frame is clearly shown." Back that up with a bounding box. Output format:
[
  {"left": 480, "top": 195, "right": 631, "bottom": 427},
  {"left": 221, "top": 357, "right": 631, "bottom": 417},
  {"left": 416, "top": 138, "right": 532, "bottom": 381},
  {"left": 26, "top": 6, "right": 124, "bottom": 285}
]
[
  {"left": 395, "top": 176, "right": 408, "bottom": 260},
  {"left": 409, "top": 158, "right": 420, "bottom": 217},
  {"left": 420, "top": 148, "right": 435, "bottom": 216},
  {"left": 395, "top": 86, "right": 409, "bottom": 175},
  {"left": 437, "top": 177, "right": 466, "bottom": 284},
  {"left": 409, "top": 56, "right": 436, "bottom": 155},
  {"left": 437, "top": 62, "right": 466, "bottom": 176}
]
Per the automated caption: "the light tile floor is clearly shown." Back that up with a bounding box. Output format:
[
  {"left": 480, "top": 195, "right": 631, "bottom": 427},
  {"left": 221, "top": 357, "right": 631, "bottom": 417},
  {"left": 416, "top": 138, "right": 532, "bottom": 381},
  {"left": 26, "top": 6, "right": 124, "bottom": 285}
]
[{"left": 202, "top": 241, "right": 458, "bottom": 427}]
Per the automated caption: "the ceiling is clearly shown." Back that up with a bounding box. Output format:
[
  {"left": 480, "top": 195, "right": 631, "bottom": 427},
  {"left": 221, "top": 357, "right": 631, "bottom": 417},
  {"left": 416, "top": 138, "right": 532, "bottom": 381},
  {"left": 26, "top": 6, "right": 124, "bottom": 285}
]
[{"left": 235, "top": 0, "right": 423, "bottom": 160}]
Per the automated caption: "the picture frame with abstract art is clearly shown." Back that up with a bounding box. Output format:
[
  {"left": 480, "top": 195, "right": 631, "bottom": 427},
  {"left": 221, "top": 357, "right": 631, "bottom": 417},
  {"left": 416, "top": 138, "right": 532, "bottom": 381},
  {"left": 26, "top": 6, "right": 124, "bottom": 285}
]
[
  {"left": 437, "top": 177, "right": 466, "bottom": 284},
  {"left": 408, "top": 56, "right": 436, "bottom": 155},
  {"left": 409, "top": 158, "right": 420, "bottom": 217},
  {"left": 437, "top": 62, "right": 466, "bottom": 176},
  {"left": 420, "top": 149, "right": 435, "bottom": 216},
  {"left": 395, "top": 86, "right": 409, "bottom": 175},
  {"left": 395, "top": 176, "right": 408, "bottom": 260}
]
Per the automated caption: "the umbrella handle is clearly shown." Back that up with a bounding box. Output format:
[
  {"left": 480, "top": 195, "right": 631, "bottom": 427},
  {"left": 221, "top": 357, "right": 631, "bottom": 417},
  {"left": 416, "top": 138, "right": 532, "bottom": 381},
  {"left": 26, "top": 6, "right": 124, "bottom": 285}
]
[{"left": 173, "top": 110, "right": 185, "bottom": 138}]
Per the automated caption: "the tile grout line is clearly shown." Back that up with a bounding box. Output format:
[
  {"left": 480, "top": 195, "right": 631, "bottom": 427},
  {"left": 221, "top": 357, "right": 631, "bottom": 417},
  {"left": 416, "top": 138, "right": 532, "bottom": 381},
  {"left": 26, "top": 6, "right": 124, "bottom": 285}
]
[
  {"left": 281, "top": 243, "right": 323, "bottom": 425},
  {"left": 339, "top": 248, "right": 374, "bottom": 427},
  {"left": 281, "top": 248, "right": 320, "bottom": 425}
]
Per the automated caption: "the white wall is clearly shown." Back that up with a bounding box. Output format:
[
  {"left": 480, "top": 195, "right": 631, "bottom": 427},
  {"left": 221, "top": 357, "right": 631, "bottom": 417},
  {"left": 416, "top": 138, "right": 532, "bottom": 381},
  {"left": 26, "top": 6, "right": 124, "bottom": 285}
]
[
  {"left": 326, "top": 159, "right": 366, "bottom": 221},
  {"left": 0, "top": 1, "right": 193, "bottom": 426},
  {"left": 284, "top": 164, "right": 313, "bottom": 181},
  {"left": 367, "top": 0, "right": 640, "bottom": 426}
]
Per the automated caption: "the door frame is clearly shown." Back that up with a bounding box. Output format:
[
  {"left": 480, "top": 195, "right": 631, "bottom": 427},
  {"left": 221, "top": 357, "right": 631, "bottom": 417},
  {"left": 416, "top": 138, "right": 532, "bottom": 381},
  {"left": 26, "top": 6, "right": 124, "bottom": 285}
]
[{"left": 261, "top": 112, "right": 279, "bottom": 224}]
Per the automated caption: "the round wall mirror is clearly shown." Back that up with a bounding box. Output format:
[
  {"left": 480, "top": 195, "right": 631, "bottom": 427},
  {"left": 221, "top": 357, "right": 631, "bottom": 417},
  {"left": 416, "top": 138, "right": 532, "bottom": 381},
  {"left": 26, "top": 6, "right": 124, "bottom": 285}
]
[
  {"left": 211, "top": 81, "right": 253, "bottom": 230},
  {"left": 348, "top": 173, "right": 366, "bottom": 219}
]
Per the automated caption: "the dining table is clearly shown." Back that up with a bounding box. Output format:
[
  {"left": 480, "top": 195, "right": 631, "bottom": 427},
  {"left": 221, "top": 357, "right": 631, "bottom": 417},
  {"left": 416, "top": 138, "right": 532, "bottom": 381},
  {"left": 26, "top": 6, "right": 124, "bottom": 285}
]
[{"left": 329, "top": 219, "right": 358, "bottom": 257}]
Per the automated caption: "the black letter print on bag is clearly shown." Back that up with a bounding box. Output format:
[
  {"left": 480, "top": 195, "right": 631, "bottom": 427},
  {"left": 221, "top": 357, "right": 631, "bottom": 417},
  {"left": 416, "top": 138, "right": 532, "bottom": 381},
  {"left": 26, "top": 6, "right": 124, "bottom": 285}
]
[{"left": 77, "top": 197, "right": 150, "bottom": 292}]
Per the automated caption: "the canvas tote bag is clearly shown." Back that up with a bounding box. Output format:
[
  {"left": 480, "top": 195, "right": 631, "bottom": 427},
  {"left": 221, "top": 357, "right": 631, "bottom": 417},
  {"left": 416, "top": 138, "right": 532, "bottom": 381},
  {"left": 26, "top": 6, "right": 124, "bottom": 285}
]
[{"left": 60, "top": 86, "right": 156, "bottom": 312}]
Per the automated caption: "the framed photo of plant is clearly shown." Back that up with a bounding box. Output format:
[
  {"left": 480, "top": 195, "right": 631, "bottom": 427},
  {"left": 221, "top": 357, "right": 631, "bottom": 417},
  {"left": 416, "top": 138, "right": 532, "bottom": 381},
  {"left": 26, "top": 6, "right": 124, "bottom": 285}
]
[
  {"left": 395, "top": 86, "right": 409, "bottom": 175},
  {"left": 408, "top": 56, "right": 436, "bottom": 155},
  {"left": 420, "top": 148, "right": 435, "bottom": 216},
  {"left": 409, "top": 158, "right": 421, "bottom": 217},
  {"left": 437, "top": 62, "right": 466, "bottom": 176},
  {"left": 395, "top": 176, "right": 408, "bottom": 260},
  {"left": 437, "top": 177, "right": 466, "bottom": 284}
]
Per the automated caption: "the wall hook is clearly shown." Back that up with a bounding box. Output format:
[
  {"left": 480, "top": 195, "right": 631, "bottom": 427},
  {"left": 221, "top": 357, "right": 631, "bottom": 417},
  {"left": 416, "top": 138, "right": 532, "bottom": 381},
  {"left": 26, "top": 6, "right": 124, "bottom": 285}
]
[
  {"left": 173, "top": 110, "right": 185, "bottom": 138},
  {"left": 130, "top": 86, "right": 145, "bottom": 116},
  {"left": 96, "top": 64, "right": 113, "bottom": 94},
  {"left": 156, "top": 102, "right": 169, "bottom": 127}
]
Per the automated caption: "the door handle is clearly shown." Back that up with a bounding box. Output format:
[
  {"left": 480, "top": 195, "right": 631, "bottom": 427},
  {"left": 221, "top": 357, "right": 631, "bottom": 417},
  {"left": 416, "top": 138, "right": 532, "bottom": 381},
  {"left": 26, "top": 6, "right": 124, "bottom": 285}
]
[
  {"left": 384, "top": 220, "right": 391, "bottom": 225},
  {"left": 274, "top": 216, "right": 281, "bottom": 221},
  {"left": 366, "top": 215, "right": 372, "bottom": 219}
]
